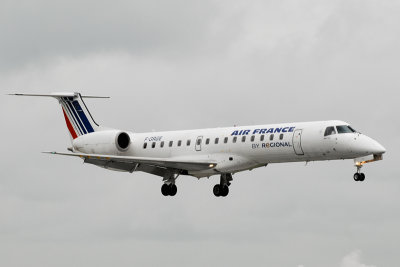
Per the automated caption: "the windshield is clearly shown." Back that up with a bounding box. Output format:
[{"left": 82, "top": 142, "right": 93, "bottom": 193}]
[
  {"left": 336, "top": 125, "right": 356, "bottom": 134},
  {"left": 348, "top": 126, "right": 357, "bottom": 132}
]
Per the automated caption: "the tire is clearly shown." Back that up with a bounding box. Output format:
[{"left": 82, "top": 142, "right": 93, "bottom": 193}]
[
  {"left": 170, "top": 184, "right": 177, "bottom": 196},
  {"left": 213, "top": 184, "right": 221, "bottom": 197},
  {"left": 221, "top": 185, "right": 229, "bottom": 197},
  {"left": 161, "top": 184, "right": 170, "bottom": 196},
  {"left": 359, "top": 173, "right": 365, "bottom": 181},
  {"left": 353, "top": 173, "right": 360, "bottom": 181}
]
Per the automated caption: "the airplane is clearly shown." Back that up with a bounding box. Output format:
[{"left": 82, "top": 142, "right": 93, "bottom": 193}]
[{"left": 10, "top": 92, "right": 386, "bottom": 197}]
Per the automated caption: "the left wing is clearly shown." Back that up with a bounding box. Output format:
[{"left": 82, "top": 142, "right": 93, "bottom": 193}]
[{"left": 43, "top": 151, "right": 217, "bottom": 175}]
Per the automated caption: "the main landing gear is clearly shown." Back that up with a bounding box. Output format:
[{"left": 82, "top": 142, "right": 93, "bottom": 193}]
[
  {"left": 213, "top": 173, "right": 232, "bottom": 197},
  {"left": 353, "top": 164, "right": 365, "bottom": 182},
  {"left": 161, "top": 183, "right": 177, "bottom": 196},
  {"left": 161, "top": 173, "right": 178, "bottom": 196},
  {"left": 160, "top": 172, "right": 234, "bottom": 197}
]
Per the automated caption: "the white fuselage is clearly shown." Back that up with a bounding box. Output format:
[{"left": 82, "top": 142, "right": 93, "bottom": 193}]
[{"left": 72, "top": 120, "right": 386, "bottom": 178}]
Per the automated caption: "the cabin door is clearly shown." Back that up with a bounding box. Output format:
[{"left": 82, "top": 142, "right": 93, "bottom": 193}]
[
  {"left": 195, "top": 136, "right": 203, "bottom": 151},
  {"left": 292, "top": 129, "right": 304, "bottom": 155}
]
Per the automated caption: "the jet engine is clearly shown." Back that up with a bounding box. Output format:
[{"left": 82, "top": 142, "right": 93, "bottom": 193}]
[{"left": 73, "top": 130, "right": 131, "bottom": 155}]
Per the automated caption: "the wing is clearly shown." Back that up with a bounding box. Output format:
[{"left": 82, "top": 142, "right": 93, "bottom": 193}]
[{"left": 43, "top": 151, "right": 217, "bottom": 176}]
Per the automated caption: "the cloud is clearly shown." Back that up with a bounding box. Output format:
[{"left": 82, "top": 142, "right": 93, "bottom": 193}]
[
  {"left": 297, "top": 250, "right": 377, "bottom": 267},
  {"left": 0, "top": 0, "right": 221, "bottom": 70},
  {"left": 340, "top": 250, "right": 376, "bottom": 267}
]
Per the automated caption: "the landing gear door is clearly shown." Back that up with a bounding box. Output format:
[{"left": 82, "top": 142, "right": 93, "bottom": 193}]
[
  {"left": 195, "top": 136, "right": 203, "bottom": 152},
  {"left": 293, "top": 129, "right": 304, "bottom": 155}
]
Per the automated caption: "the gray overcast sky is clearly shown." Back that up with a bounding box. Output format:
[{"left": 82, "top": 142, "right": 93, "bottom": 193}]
[{"left": 1, "top": 1, "right": 399, "bottom": 266}]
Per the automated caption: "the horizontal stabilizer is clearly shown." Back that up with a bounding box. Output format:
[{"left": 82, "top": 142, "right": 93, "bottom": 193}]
[{"left": 8, "top": 92, "right": 110, "bottom": 99}]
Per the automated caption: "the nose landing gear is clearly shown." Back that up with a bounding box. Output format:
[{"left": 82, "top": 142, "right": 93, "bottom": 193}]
[
  {"left": 353, "top": 172, "right": 365, "bottom": 181},
  {"left": 353, "top": 164, "right": 365, "bottom": 182},
  {"left": 352, "top": 154, "right": 384, "bottom": 182}
]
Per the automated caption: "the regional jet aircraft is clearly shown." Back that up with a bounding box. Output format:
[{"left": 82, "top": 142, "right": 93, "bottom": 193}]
[{"left": 10, "top": 92, "right": 386, "bottom": 197}]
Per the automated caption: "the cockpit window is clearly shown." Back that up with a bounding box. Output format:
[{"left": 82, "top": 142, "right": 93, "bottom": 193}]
[
  {"left": 348, "top": 126, "right": 357, "bottom": 132},
  {"left": 324, "top": 126, "right": 336, "bottom": 136},
  {"left": 336, "top": 125, "right": 356, "bottom": 134}
]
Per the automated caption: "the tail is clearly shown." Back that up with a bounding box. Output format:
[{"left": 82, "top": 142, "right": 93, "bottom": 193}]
[{"left": 9, "top": 92, "right": 109, "bottom": 140}]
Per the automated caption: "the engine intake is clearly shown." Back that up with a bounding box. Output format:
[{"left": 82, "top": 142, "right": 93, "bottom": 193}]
[{"left": 116, "top": 132, "right": 130, "bottom": 151}]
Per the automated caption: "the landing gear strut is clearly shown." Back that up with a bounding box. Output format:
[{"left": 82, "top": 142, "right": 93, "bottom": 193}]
[
  {"left": 213, "top": 173, "right": 232, "bottom": 197},
  {"left": 352, "top": 154, "right": 385, "bottom": 182},
  {"left": 353, "top": 165, "right": 365, "bottom": 182}
]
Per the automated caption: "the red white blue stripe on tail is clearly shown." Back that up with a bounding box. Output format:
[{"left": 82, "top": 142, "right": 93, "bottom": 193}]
[{"left": 59, "top": 95, "right": 98, "bottom": 139}]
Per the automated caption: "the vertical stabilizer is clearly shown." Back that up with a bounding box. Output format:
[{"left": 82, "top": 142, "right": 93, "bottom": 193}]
[{"left": 9, "top": 92, "right": 108, "bottom": 140}]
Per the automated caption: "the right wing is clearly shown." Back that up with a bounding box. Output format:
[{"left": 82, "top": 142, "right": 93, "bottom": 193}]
[{"left": 43, "top": 151, "right": 217, "bottom": 176}]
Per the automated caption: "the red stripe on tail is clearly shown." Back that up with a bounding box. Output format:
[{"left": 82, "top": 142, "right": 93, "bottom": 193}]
[{"left": 62, "top": 108, "right": 78, "bottom": 139}]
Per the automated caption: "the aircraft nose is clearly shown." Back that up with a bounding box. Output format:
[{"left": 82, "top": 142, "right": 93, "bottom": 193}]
[
  {"left": 361, "top": 135, "right": 386, "bottom": 155},
  {"left": 372, "top": 140, "right": 386, "bottom": 155}
]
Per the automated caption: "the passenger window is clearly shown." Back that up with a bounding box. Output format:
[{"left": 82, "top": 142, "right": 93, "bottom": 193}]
[
  {"left": 206, "top": 138, "right": 210, "bottom": 145},
  {"left": 178, "top": 140, "right": 182, "bottom": 146},
  {"left": 197, "top": 139, "right": 201, "bottom": 145},
  {"left": 169, "top": 141, "right": 173, "bottom": 147},
  {"left": 233, "top": 136, "right": 237, "bottom": 143},
  {"left": 260, "top": 135, "right": 264, "bottom": 141},
  {"left": 160, "top": 141, "right": 164, "bottom": 148},
  {"left": 242, "top": 136, "right": 246, "bottom": 142},
  {"left": 143, "top": 142, "right": 147, "bottom": 149},
  {"left": 251, "top": 135, "right": 255, "bottom": 142},
  {"left": 152, "top": 142, "right": 156, "bottom": 148},
  {"left": 270, "top": 134, "right": 274, "bottom": 141},
  {"left": 324, "top": 126, "right": 336, "bottom": 136},
  {"left": 224, "top": 137, "right": 228, "bottom": 143},
  {"left": 279, "top": 134, "right": 284, "bottom": 140},
  {"left": 187, "top": 140, "right": 191, "bottom": 146},
  {"left": 337, "top": 125, "right": 355, "bottom": 134},
  {"left": 215, "top": 138, "right": 219, "bottom": 144}
]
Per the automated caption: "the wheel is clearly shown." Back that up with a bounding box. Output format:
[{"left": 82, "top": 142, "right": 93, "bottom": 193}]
[
  {"left": 220, "top": 185, "right": 229, "bottom": 197},
  {"left": 161, "top": 184, "right": 170, "bottom": 196},
  {"left": 169, "top": 184, "right": 177, "bottom": 196},
  {"left": 353, "top": 173, "right": 360, "bottom": 181},
  {"left": 359, "top": 173, "right": 365, "bottom": 181},
  {"left": 213, "top": 184, "right": 221, "bottom": 197}
]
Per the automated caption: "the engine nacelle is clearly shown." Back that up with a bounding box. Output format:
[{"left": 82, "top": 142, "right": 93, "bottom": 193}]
[{"left": 73, "top": 130, "right": 131, "bottom": 155}]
